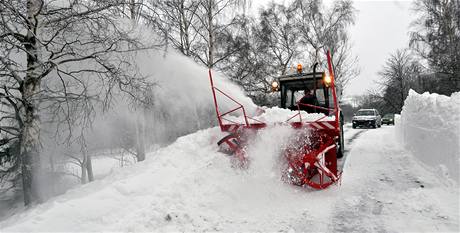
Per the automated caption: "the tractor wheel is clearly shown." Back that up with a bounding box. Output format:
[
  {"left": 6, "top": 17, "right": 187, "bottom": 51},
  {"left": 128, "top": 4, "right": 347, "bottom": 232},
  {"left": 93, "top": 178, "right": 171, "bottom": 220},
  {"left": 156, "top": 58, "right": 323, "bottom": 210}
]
[
  {"left": 303, "top": 148, "right": 339, "bottom": 189},
  {"left": 217, "top": 133, "right": 240, "bottom": 151},
  {"left": 337, "top": 117, "right": 345, "bottom": 159},
  {"left": 217, "top": 133, "right": 248, "bottom": 168},
  {"left": 283, "top": 145, "right": 340, "bottom": 189}
]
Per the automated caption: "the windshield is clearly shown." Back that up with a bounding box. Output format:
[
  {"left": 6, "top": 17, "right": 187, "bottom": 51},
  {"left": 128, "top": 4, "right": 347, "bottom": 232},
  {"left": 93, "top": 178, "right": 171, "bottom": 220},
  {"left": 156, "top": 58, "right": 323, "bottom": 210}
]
[
  {"left": 383, "top": 114, "right": 394, "bottom": 118},
  {"left": 284, "top": 87, "right": 333, "bottom": 110},
  {"left": 356, "top": 110, "right": 375, "bottom": 116}
]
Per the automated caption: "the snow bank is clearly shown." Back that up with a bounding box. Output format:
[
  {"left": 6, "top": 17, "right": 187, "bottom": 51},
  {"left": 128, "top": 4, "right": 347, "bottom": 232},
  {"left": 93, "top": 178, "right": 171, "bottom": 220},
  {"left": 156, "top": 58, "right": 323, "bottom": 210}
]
[
  {"left": 0, "top": 126, "right": 338, "bottom": 232},
  {"left": 398, "top": 90, "right": 460, "bottom": 183}
]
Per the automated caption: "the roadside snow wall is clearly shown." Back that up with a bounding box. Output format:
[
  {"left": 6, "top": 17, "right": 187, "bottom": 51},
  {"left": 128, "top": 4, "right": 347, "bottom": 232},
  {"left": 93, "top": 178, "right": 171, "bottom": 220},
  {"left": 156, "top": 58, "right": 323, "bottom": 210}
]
[{"left": 398, "top": 90, "right": 460, "bottom": 183}]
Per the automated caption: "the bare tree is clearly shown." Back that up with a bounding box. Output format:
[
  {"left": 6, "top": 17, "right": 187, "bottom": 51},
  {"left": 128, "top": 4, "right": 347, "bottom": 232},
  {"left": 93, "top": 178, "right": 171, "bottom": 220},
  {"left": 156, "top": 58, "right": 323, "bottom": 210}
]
[
  {"left": 149, "top": 0, "right": 201, "bottom": 56},
  {"left": 220, "top": 2, "right": 301, "bottom": 105},
  {"left": 257, "top": 2, "right": 300, "bottom": 76},
  {"left": 128, "top": 0, "right": 145, "bottom": 22},
  {"left": 325, "top": 32, "right": 360, "bottom": 96},
  {"left": 293, "top": 0, "right": 358, "bottom": 94},
  {"left": 65, "top": 145, "right": 94, "bottom": 185},
  {"left": 410, "top": 0, "right": 460, "bottom": 95},
  {"left": 192, "top": 0, "right": 248, "bottom": 68},
  {"left": 145, "top": 0, "right": 250, "bottom": 68},
  {"left": 377, "top": 49, "right": 422, "bottom": 112},
  {"left": 218, "top": 16, "right": 276, "bottom": 105},
  {"left": 0, "top": 0, "right": 152, "bottom": 206}
]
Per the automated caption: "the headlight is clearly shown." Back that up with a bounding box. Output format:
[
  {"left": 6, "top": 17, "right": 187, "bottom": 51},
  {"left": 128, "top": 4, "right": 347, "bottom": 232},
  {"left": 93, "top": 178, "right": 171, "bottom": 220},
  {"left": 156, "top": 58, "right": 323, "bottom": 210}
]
[
  {"left": 271, "top": 81, "right": 279, "bottom": 91},
  {"left": 323, "top": 72, "right": 332, "bottom": 87}
]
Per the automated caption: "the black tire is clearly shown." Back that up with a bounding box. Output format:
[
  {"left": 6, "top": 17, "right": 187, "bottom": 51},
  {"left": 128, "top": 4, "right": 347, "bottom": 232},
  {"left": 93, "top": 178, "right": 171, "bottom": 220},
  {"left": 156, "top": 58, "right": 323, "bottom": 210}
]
[
  {"left": 352, "top": 124, "right": 356, "bottom": 129},
  {"left": 217, "top": 133, "right": 238, "bottom": 146},
  {"left": 337, "top": 115, "right": 345, "bottom": 159}
]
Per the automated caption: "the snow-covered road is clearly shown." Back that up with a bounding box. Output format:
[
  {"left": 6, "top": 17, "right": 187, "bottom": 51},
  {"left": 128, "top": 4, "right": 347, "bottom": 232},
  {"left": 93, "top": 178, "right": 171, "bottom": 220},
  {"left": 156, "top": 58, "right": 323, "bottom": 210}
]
[
  {"left": 1, "top": 125, "right": 458, "bottom": 232},
  {"left": 334, "top": 125, "right": 459, "bottom": 232}
]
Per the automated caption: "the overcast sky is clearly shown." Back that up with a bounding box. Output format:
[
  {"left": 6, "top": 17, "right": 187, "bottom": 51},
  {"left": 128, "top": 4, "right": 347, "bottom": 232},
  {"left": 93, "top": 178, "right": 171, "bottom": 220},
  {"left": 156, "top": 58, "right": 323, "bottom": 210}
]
[
  {"left": 250, "top": 0, "right": 415, "bottom": 96},
  {"left": 348, "top": 0, "right": 414, "bottom": 96}
]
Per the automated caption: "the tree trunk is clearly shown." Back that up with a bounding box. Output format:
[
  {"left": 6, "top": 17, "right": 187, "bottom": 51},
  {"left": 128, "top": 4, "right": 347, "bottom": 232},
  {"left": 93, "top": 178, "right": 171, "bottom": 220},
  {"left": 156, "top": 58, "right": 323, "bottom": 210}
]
[
  {"left": 178, "top": 1, "right": 186, "bottom": 55},
  {"left": 207, "top": 0, "right": 214, "bottom": 68},
  {"left": 81, "top": 154, "right": 87, "bottom": 184},
  {"left": 86, "top": 154, "right": 94, "bottom": 182},
  {"left": 135, "top": 115, "right": 146, "bottom": 162},
  {"left": 130, "top": 0, "right": 137, "bottom": 22},
  {"left": 180, "top": 0, "right": 191, "bottom": 56},
  {"left": 20, "top": 109, "right": 41, "bottom": 206},
  {"left": 20, "top": 0, "right": 43, "bottom": 206}
]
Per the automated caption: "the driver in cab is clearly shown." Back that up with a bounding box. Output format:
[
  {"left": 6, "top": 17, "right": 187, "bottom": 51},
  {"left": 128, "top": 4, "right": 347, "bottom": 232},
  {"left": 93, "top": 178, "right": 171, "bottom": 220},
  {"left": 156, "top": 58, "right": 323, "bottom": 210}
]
[{"left": 299, "top": 87, "right": 319, "bottom": 113}]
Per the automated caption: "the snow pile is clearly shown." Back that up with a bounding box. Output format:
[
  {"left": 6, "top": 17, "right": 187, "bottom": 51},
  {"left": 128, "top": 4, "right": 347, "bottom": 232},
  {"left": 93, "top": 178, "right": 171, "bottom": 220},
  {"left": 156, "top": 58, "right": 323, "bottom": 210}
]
[
  {"left": 3, "top": 115, "right": 458, "bottom": 231},
  {"left": 398, "top": 90, "right": 460, "bottom": 183},
  {"left": 254, "top": 107, "right": 334, "bottom": 123},
  {"left": 0, "top": 126, "right": 337, "bottom": 232}
]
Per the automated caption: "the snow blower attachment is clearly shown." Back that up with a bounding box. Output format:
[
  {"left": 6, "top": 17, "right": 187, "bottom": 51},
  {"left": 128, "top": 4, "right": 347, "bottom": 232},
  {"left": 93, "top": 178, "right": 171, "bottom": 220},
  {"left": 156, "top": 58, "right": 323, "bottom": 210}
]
[{"left": 209, "top": 51, "right": 344, "bottom": 189}]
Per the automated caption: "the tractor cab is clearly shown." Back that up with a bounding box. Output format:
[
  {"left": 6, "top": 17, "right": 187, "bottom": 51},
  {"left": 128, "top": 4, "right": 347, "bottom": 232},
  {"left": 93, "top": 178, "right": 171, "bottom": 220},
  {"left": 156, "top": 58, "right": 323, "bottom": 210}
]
[
  {"left": 270, "top": 63, "right": 345, "bottom": 160},
  {"left": 272, "top": 65, "right": 336, "bottom": 115}
]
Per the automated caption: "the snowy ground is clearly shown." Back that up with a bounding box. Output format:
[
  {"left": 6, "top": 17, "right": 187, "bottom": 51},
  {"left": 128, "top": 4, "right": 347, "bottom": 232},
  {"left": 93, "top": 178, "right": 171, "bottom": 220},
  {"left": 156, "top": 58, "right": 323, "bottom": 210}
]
[
  {"left": 334, "top": 125, "right": 458, "bottom": 232},
  {"left": 1, "top": 123, "right": 458, "bottom": 232}
]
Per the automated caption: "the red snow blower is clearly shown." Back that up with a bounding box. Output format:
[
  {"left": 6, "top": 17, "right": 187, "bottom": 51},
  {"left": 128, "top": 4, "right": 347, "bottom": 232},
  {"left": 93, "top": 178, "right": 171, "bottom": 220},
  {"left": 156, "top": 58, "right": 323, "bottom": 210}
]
[{"left": 209, "top": 51, "right": 344, "bottom": 189}]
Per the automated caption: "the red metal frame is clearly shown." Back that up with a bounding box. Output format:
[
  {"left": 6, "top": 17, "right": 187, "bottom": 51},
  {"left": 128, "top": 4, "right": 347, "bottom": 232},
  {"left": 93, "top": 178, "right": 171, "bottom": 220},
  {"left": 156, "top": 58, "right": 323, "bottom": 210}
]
[
  {"left": 287, "top": 103, "right": 336, "bottom": 123},
  {"left": 209, "top": 70, "right": 262, "bottom": 131},
  {"left": 327, "top": 50, "right": 340, "bottom": 129},
  {"left": 209, "top": 51, "right": 342, "bottom": 190}
]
